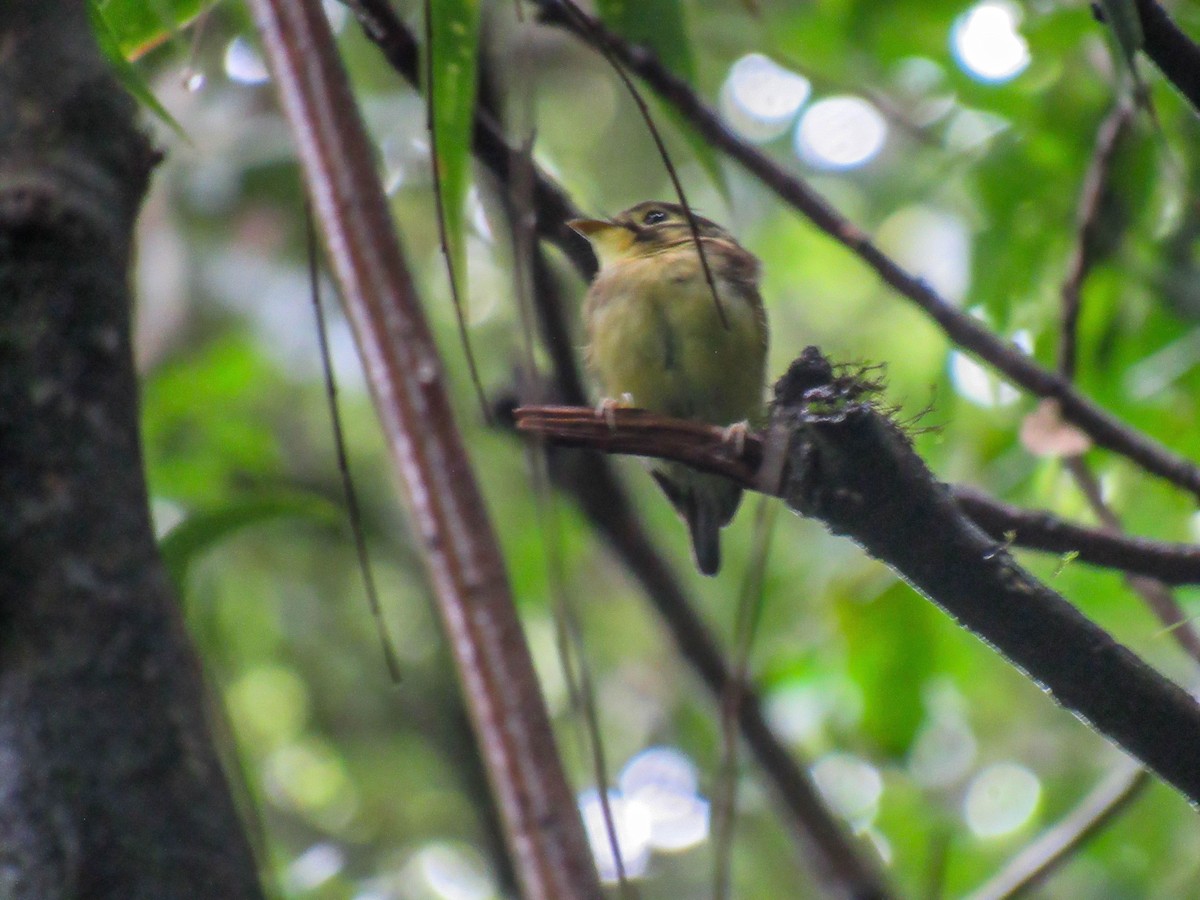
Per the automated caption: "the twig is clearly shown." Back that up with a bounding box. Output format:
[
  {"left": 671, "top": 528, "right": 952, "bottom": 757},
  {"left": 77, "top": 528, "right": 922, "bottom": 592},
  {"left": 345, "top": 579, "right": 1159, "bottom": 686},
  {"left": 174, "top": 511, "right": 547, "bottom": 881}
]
[
  {"left": 1066, "top": 456, "right": 1200, "bottom": 663},
  {"left": 305, "top": 207, "right": 403, "bottom": 682},
  {"left": 551, "top": 0, "right": 730, "bottom": 328},
  {"left": 951, "top": 486, "right": 1200, "bottom": 584},
  {"left": 1058, "top": 104, "right": 1133, "bottom": 381},
  {"left": 533, "top": 0, "right": 1200, "bottom": 500},
  {"left": 516, "top": 348, "right": 1200, "bottom": 806},
  {"left": 965, "top": 758, "right": 1148, "bottom": 900},
  {"left": 249, "top": 1, "right": 602, "bottom": 896},
  {"left": 1132, "top": 0, "right": 1200, "bottom": 114}
]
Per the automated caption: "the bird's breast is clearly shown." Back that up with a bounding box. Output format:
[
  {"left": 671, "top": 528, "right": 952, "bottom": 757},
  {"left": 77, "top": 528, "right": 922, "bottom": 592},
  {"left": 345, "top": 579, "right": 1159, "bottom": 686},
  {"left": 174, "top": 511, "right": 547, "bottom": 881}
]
[{"left": 584, "top": 246, "right": 767, "bottom": 425}]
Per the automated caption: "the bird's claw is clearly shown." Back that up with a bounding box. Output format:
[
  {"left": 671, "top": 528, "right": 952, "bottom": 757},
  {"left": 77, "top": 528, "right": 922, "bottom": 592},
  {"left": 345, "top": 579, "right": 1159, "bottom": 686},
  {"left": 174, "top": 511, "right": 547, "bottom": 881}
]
[
  {"left": 721, "top": 421, "right": 750, "bottom": 456},
  {"left": 595, "top": 393, "right": 635, "bottom": 430}
]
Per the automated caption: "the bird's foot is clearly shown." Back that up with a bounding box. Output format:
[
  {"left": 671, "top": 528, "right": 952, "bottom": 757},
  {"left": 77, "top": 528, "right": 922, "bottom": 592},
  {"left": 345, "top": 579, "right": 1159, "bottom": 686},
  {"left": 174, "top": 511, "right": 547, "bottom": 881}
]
[
  {"left": 721, "top": 421, "right": 750, "bottom": 456},
  {"left": 594, "top": 393, "right": 635, "bottom": 430}
]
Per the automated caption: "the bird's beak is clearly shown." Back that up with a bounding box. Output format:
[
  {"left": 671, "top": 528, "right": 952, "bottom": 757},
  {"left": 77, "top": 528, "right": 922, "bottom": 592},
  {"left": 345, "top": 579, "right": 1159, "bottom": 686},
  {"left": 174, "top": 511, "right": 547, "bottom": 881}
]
[
  {"left": 567, "top": 218, "right": 614, "bottom": 238},
  {"left": 568, "top": 218, "right": 636, "bottom": 268}
]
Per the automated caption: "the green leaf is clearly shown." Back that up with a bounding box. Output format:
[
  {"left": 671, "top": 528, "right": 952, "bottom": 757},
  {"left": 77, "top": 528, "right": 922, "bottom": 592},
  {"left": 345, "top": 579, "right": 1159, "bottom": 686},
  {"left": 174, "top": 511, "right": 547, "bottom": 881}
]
[
  {"left": 596, "top": 0, "right": 726, "bottom": 195},
  {"left": 160, "top": 492, "right": 342, "bottom": 591},
  {"left": 837, "top": 581, "right": 936, "bottom": 757},
  {"left": 96, "top": 0, "right": 213, "bottom": 59},
  {"left": 88, "top": 1, "right": 186, "bottom": 137},
  {"left": 426, "top": 0, "right": 482, "bottom": 301}
]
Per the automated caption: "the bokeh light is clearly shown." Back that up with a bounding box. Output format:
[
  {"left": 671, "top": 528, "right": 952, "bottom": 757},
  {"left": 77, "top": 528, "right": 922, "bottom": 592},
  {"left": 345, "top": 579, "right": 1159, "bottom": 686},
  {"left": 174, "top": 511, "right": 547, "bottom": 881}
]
[
  {"left": 795, "top": 97, "right": 888, "bottom": 170},
  {"left": 908, "top": 711, "right": 978, "bottom": 788},
  {"left": 949, "top": 327, "right": 1029, "bottom": 408},
  {"left": 399, "top": 843, "right": 496, "bottom": 900},
  {"left": 578, "top": 789, "right": 652, "bottom": 883},
  {"left": 811, "top": 752, "right": 883, "bottom": 830},
  {"left": 964, "top": 762, "right": 1042, "bottom": 838},
  {"left": 619, "top": 747, "right": 710, "bottom": 853},
  {"left": 286, "top": 843, "right": 344, "bottom": 893},
  {"left": 952, "top": 1, "right": 1031, "bottom": 83},
  {"left": 223, "top": 36, "right": 270, "bottom": 85},
  {"left": 720, "top": 53, "right": 811, "bottom": 143},
  {"left": 876, "top": 206, "right": 971, "bottom": 303}
]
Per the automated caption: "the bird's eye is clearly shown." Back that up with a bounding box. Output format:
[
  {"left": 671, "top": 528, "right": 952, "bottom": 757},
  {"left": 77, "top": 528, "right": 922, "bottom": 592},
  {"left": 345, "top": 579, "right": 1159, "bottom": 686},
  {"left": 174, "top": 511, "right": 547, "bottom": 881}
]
[{"left": 642, "top": 209, "right": 668, "bottom": 225}]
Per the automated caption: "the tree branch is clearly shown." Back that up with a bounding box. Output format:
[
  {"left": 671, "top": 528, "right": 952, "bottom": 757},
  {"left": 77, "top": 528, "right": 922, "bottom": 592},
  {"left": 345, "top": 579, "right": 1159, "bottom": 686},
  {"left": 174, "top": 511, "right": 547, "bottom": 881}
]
[
  {"left": 1132, "top": 0, "right": 1200, "bottom": 114},
  {"left": 950, "top": 486, "right": 1200, "bottom": 585},
  {"left": 533, "top": 0, "right": 1200, "bottom": 501},
  {"left": 248, "top": 1, "right": 601, "bottom": 897},
  {"left": 517, "top": 349, "right": 1200, "bottom": 805}
]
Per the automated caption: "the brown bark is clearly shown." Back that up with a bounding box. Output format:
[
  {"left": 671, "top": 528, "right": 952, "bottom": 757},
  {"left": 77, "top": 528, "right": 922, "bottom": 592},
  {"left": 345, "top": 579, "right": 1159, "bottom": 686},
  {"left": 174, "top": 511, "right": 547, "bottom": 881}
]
[{"left": 0, "top": 2, "right": 262, "bottom": 896}]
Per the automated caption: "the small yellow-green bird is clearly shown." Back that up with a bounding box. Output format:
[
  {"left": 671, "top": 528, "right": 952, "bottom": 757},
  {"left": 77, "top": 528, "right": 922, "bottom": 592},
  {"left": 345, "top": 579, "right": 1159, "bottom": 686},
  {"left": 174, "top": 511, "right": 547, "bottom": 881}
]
[{"left": 570, "top": 201, "right": 769, "bottom": 575}]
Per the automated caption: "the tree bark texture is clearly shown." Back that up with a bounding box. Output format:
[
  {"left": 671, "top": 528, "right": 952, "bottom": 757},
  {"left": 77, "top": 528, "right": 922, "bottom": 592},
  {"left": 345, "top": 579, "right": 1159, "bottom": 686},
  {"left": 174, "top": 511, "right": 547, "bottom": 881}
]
[{"left": 0, "top": 2, "right": 263, "bottom": 896}]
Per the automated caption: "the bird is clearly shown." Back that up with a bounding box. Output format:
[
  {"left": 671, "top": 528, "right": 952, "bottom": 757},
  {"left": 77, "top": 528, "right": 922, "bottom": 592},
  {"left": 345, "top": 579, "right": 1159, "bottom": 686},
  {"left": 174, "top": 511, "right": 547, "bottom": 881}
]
[{"left": 569, "top": 201, "right": 769, "bottom": 575}]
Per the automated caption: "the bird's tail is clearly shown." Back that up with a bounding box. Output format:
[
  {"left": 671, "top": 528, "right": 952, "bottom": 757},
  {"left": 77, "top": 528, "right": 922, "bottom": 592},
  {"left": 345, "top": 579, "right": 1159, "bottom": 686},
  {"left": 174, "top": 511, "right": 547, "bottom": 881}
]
[{"left": 653, "top": 467, "right": 742, "bottom": 576}]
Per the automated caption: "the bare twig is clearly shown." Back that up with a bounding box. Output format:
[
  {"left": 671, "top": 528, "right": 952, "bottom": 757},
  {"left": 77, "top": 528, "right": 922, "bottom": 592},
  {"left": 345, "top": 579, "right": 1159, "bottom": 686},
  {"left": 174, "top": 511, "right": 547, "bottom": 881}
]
[
  {"left": 1076, "top": 455, "right": 1200, "bottom": 662},
  {"left": 550, "top": 0, "right": 730, "bottom": 327},
  {"left": 1131, "top": 0, "right": 1200, "bottom": 114},
  {"left": 965, "top": 759, "right": 1148, "bottom": 900},
  {"left": 305, "top": 208, "right": 402, "bottom": 682},
  {"left": 950, "top": 486, "right": 1200, "bottom": 584},
  {"left": 533, "top": 0, "right": 1200, "bottom": 500},
  {"left": 249, "top": 1, "right": 601, "bottom": 896},
  {"left": 1058, "top": 104, "right": 1134, "bottom": 381}
]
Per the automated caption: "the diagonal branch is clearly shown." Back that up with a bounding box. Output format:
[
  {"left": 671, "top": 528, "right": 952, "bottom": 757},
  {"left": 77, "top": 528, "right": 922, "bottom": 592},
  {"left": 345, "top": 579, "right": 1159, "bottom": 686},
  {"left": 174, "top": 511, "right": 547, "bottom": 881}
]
[
  {"left": 533, "top": 0, "right": 1200, "bottom": 501},
  {"left": 950, "top": 486, "right": 1200, "bottom": 585},
  {"left": 965, "top": 758, "right": 1148, "bottom": 900},
  {"left": 249, "top": 1, "right": 601, "bottom": 897},
  {"left": 1132, "top": 0, "right": 1200, "bottom": 114}
]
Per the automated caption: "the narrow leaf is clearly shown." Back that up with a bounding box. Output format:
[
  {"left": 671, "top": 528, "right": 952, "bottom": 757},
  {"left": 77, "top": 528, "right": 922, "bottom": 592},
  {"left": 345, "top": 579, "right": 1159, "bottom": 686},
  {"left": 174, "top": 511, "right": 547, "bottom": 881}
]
[
  {"left": 426, "top": 0, "right": 482, "bottom": 301},
  {"left": 88, "top": 1, "right": 186, "bottom": 136},
  {"left": 97, "top": 0, "right": 214, "bottom": 59},
  {"left": 159, "top": 492, "right": 341, "bottom": 591}
]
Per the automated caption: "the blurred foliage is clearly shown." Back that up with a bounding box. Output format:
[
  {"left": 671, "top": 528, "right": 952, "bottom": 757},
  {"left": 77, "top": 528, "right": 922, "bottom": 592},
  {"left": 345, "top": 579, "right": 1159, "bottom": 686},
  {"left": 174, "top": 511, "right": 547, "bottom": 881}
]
[{"left": 105, "top": 0, "right": 1200, "bottom": 897}]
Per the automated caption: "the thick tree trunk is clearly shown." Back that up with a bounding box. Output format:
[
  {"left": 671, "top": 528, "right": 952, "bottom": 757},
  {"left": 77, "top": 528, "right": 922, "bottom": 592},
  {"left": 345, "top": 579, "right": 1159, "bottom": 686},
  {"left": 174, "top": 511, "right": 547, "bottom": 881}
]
[{"left": 0, "top": 2, "right": 263, "bottom": 896}]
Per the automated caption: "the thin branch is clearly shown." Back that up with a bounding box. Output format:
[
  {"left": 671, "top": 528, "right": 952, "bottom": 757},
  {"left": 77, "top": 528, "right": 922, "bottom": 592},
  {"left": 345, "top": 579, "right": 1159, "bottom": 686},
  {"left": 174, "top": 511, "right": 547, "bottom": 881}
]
[
  {"left": 965, "top": 759, "right": 1148, "bottom": 900},
  {"left": 551, "top": 0, "right": 730, "bottom": 329},
  {"left": 1132, "top": 0, "right": 1200, "bottom": 114},
  {"left": 516, "top": 349, "right": 1200, "bottom": 806},
  {"left": 305, "top": 208, "right": 403, "bottom": 682},
  {"left": 1067, "top": 455, "right": 1200, "bottom": 662},
  {"left": 950, "top": 486, "right": 1200, "bottom": 585},
  {"left": 249, "top": 1, "right": 602, "bottom": 896},
  {"left": 533, "top": 0, "right": 1200, "bottom": 500},
  {"left": 1051, "top": 98, "right": 1200, "bottom": 661},
  {"left": 1058, "top": 104, "right": 1134, "bottom": 381}
]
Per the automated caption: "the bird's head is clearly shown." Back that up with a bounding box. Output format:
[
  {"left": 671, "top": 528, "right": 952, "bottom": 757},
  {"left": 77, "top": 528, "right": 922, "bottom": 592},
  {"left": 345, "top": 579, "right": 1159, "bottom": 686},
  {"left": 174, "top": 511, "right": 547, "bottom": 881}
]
[{"left": 568, "top": 201, "right": 731, "bottom": 270}]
